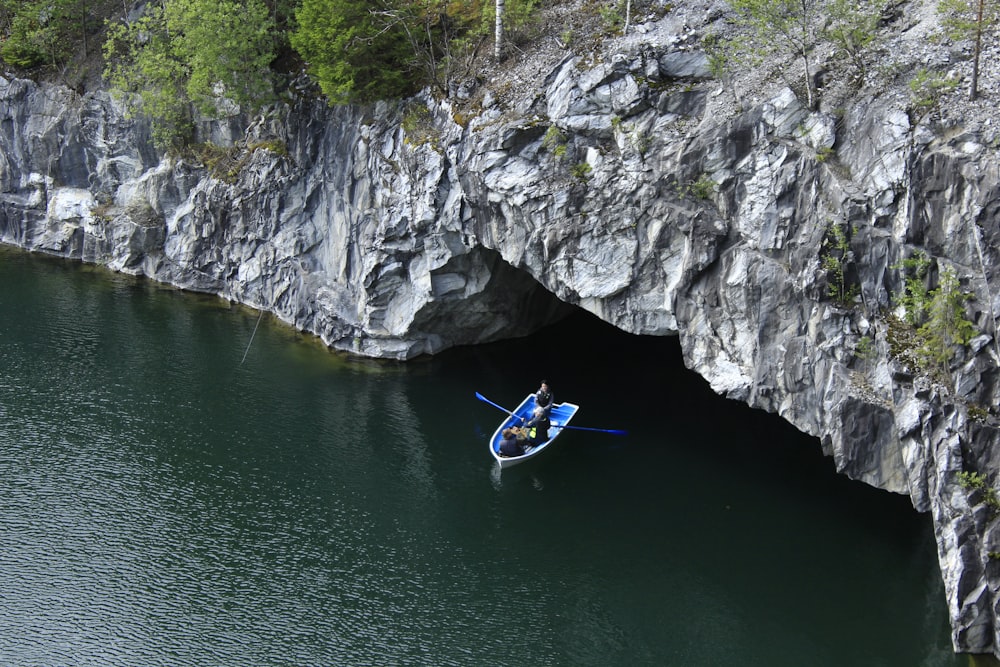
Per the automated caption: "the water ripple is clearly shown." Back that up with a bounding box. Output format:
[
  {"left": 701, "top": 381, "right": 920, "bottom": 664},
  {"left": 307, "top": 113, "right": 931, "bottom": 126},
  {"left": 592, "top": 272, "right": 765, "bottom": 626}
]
[{"left": 0, "top": 249, "right": 962, "bottom": 666}]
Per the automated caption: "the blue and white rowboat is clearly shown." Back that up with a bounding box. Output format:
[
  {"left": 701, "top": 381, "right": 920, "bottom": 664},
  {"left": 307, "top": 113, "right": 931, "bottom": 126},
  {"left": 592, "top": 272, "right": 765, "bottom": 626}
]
[{"left": 488, "top": 394, "right": 580, "bottom": 469}]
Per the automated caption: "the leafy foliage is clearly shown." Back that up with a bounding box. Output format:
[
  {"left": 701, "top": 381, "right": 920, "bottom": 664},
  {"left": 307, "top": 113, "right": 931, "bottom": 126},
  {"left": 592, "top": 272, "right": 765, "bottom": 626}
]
[
  {"left": 570, "top": 161, "right": 592, "bottom": 181},
  {"left": 958, "top": 471, "right": 1000, "bottom": 513},
  {"left": 290, "top": 0, "right": 423, "bottom": 103},
  {"left": 0, "top": 0, "right": 84, "bottom": 68},
  {"left": 675, "top": 174, "right": 715, "bottom": 200},
  {"left": 727, "top": 0, "right": 822, "bottom": 108},
  {"left": 542, "top": 125, "right": 568, "bottom": 159},
  {"left": 823, "top": 0, "right": 879, "bottom": 80},
  {"left": 716, "top": 0, "right": 880, "bottom": 108},
  {"left": 104, "top": 0, "right": 277, "bottom": 149},
  {"left": 855, "top": 335, "right": 876, "bottom": 374},
  {"left": 908, "top": 68, "right": 959, "bottom": 116},
  {"left": 104, "top": 5, "right": 191, "bottom": 148},
  {"left": 291, "top": 0, "right": 507, "bottom": 104},
  {"left": 481, "top": 0, "right": 537, "bottom": 39},
  {"left": 169, "top": 0, "right": 275, "bottom": 115}
]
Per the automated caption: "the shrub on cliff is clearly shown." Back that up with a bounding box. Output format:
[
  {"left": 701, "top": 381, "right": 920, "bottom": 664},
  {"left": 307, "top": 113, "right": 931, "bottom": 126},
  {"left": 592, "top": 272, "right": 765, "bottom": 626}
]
[
  {"left": 917, "top": 266, "right": 977, "bottom": 377},
  {"left": 893, "top": 255, "right": 978, "bottom": 383}
]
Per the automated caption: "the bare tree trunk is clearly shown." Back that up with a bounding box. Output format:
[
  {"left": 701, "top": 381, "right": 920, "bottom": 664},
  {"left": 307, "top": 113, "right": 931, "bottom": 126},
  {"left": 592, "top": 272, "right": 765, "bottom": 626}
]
[
  {"left": 624, "top": 0, "right": 632, "bottom": 35},
  {"left": 82, "top": 0, "right": 89, "bottom": 59},
  {"left": 799, "top": 0, "right": 815, "bottom": 109},
  {"left": 495, "top": 0, "right": 504, "bottom": 61},
  {"left": 971, "top": 0, "right": 984, "bottom": 100}
]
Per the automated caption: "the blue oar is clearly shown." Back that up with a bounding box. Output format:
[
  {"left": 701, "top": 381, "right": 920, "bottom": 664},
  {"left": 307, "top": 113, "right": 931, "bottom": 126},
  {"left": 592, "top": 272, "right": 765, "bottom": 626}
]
[
  {"left": 475, "top": 391, "right": 516, "bottom": 417},
  {"left": 558, "top": 424, "right": 628, "bottom": 436},
  {"left": 474, "top": 392, "right": 627, "bottom": 436}
]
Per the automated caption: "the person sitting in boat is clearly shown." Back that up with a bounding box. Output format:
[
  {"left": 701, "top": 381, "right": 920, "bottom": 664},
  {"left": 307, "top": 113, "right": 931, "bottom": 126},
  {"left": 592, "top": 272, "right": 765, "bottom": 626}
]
[
  {"left": 534, "top": 380, "right": 553, "bottom": 417},
  {"left": 523, "top": 407, "right": 550, "bottom": 446},
  {"left": 499, "top": 427, "right": 525, "bottom": 457}
]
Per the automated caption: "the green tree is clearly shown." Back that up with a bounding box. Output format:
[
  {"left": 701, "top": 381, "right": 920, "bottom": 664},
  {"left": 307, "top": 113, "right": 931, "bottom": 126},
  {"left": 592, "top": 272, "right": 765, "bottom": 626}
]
[
  {"left": 104, "top": 5, "right": 190, "bottom": 147},
  {"left": 292, "top": 0, "right": 525, "bottom": 102},
  {"left": 703, "top": 31, "right": 745, "bottom": 108},
  {"left": 855, "top": 335, "right": 877, "bottom": 374},
  {"left": 728, "top": 0, "right": 821, "bottom": 109},
  {"left": 823, "top": 0, "right": 879, "bottom": 81},
  {"left": 167, "top": 0, "right": 275, "bottom": 115},
  {"left": 104, "top": 0, "right": 276, "bottom": 148},
  {"left": 918, "top": 266, "right": 977, "bottom": 376},
  {"left": 908, "top": 68, "right": 958, "bottom": 117},
  {"left": 895, "top": 252, "right": 932, "bottom": 327},
  {"left": 938, "top": 0, "right": 997, "bottom": 100},
  {"left": 821, "top": 221, "right": 857, "bottom": 305},
  {"left": 0, "top": 0, "right": 86, "bottom": 68},
  {"left": 291, "top": 0, "right": 414, "bottom": 104}
]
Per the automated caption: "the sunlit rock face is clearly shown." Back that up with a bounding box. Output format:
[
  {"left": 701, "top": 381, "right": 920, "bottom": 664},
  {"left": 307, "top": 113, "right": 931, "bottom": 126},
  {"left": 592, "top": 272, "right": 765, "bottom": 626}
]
[{"left": 1, "top": 17, "right": 1000, "bottom": 658}]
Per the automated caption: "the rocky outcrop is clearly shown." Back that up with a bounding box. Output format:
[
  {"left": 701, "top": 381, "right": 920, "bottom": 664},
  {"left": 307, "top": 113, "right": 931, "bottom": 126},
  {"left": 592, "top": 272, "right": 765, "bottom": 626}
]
[{"left": 2, "top": 11, "right": 1000, "bottom": 659}]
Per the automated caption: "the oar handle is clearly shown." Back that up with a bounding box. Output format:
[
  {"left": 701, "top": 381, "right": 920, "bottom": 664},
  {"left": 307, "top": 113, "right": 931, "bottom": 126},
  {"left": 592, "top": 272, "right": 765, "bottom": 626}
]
[{"left": 475, "top": 392, "right": 520, "bottom": 420}]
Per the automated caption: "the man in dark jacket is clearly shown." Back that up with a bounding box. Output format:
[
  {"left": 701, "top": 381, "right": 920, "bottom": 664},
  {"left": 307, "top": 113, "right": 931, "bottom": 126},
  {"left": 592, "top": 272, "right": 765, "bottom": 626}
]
[{"left": 534, "top": 380, "right": 553, "bottom": 416}]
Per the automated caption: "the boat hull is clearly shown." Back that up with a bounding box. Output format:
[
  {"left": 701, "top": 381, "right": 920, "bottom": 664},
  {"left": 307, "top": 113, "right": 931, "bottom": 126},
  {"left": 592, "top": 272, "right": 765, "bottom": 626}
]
[{"left": 489, "top": 394, "right": 579, "bottom": 469}]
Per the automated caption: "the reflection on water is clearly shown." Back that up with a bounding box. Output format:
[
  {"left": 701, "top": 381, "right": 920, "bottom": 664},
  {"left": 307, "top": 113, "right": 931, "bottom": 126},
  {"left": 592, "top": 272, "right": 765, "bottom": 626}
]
[
  {"left": 490, "top": 461, "right": 503, "bottom": 490},
  {"left": 0, "top": 247, "right": 964, "bottom": 666}
]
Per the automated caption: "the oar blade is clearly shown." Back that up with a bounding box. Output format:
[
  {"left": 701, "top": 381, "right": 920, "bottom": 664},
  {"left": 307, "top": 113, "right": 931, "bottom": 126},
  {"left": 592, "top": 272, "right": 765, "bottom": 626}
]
[{"left": 475, "top": 391, "right": 516, "bottom": 416}]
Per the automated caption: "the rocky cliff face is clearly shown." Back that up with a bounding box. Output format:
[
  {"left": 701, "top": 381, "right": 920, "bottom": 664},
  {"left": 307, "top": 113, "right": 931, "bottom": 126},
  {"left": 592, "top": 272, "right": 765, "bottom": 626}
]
[{"left": 2, "top": 5, "right": 1000, "bottom": 658}]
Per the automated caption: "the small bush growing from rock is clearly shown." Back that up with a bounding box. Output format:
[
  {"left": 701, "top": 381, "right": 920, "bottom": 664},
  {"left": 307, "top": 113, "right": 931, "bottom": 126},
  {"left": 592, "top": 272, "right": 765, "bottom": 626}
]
[
  {"left": 542, "top": 125, "right": 568, "bottom": 160},
  {"left": 959, "top": 471, "right": 1000, "bottom": 513},
  {"left": 570, "top": 161, "right": 592, "bottom": 181}
]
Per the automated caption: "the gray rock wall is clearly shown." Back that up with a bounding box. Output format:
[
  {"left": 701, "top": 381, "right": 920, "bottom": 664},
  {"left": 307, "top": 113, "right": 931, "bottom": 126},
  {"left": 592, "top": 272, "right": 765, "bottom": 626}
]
[{"left": 1, "top": 34, "right": 1000, "bottom": 657}]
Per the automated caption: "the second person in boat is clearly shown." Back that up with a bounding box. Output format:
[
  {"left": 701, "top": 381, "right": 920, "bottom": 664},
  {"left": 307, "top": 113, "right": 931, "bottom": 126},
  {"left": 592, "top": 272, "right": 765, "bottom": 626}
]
[
  {"left": 523, "top": 407, "right": 550, "bottom": 446},
  {"left": 499, "top": 427, "right": 525, "bottom": 457}
]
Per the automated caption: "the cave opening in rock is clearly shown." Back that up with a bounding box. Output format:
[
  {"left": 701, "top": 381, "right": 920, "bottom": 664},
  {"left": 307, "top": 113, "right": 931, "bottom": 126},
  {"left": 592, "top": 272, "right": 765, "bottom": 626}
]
[{"left": 415, "top": 246, "right": 578, "bottom": 351}]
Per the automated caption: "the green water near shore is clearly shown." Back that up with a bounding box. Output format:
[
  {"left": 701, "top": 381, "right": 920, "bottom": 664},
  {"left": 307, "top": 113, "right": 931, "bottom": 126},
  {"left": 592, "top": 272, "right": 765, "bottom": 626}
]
[{"left": 0, "top": 247, "right": 962, "bottom": 665}]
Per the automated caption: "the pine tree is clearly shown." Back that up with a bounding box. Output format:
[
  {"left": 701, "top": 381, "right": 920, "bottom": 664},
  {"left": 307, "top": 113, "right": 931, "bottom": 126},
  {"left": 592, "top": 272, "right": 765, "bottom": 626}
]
[
  {"left": 918, "top": 266, "right": 977, "bottom": 377},
  {"left": 938, "top": 0, "right": 997, "bottom": 100},
  {"left": 290, "top": 0, "right": 414, "bottom": 104}
]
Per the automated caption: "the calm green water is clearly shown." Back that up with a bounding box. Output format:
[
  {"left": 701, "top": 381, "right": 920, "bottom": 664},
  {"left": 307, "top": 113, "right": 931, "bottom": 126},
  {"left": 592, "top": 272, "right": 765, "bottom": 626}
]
[{"left": 0, "top": 246, "right": 962, "bottom": 666}]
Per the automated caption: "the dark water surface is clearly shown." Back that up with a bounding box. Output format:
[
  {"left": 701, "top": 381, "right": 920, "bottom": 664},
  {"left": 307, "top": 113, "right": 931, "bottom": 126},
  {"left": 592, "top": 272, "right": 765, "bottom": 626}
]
[{"left": 0, "top": 247, "right": 962, "bottom": 666}]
